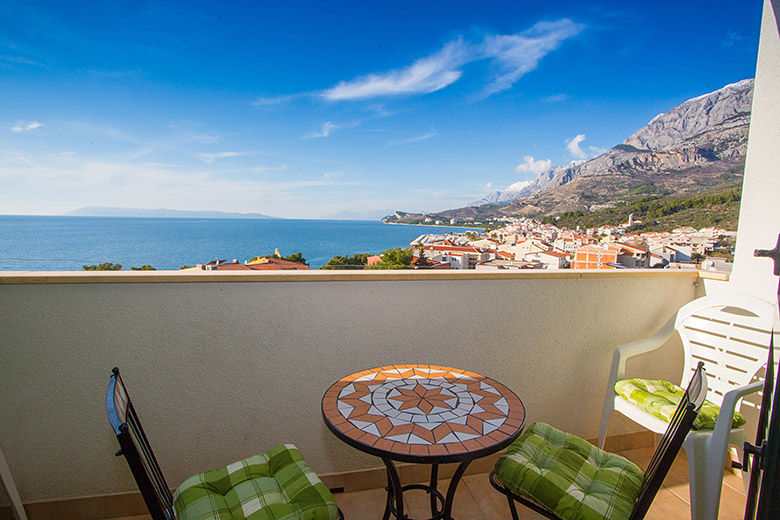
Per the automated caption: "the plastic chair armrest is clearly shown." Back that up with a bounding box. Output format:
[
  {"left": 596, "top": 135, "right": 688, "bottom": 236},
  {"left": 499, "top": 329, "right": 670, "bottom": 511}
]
[{"left": 712, "top": 381, "right": 764, "bottom": 435}]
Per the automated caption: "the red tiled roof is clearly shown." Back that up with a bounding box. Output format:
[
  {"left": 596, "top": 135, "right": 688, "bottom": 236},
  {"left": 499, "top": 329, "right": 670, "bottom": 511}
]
[
  {"left": 217, "top": 262, "right": 252, "bottom": 270},
  {"left": 620, "top": 244, "right": 648, "bottom": 254},
  {"left": 247, "top": 258, "right": 312, "bottom": 270}
]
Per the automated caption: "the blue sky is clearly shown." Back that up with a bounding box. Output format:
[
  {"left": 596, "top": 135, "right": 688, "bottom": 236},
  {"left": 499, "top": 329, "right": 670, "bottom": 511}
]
[{"left": 0, "top": 1, "right": 763, "bottom": 218}]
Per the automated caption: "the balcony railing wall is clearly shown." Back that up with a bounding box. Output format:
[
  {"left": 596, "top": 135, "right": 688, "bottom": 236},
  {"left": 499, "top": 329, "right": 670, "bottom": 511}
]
[{"left": 0, "top": 270, "right": 701, "bottom": 506}]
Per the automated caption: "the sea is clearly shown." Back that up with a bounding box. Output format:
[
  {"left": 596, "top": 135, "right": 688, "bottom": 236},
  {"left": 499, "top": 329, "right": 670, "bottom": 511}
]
[{"left": 0, "top": 215, "right": 478, "bottom": 271}]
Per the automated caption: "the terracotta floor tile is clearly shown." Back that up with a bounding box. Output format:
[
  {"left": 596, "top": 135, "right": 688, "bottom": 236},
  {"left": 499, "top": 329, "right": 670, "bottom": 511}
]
[
  {"left": 404, "top": 478, "right": 485, "bottom": 520},
  {"left": 618, "top": 445, "right": 654, "bottom": 468},
  {"left": 462, "top": 473, "right": 536, "bottom": 519},
  {"left": 642, "top": 488, "right": 693, "bottom": 520},
  {"left": 718, "top": 479, "right": 748, "bottom": 519},
  {"left": 96, "top": 468, "right": 738, "bottom": 520},
  {"left": 334, "top": 487, "right": 390, "bottom": 519},
  {"left": 723, "top": 469, "right": 748, "bottom": 496}
]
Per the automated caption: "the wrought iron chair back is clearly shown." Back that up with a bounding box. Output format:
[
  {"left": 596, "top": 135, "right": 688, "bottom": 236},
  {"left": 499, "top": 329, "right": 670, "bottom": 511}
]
[
  {"left": 492, "top": 362, "right": 708, "bottom": 520},
  {"left": 106, "top": 367, "right": 174, "bottom": 520},
  {"left": 629, "top": 361, "right": 707, "bottom": 519}
]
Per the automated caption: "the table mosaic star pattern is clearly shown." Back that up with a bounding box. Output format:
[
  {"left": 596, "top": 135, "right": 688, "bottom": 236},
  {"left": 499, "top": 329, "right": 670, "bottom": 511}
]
[{"left": 323, "top": 365, "right": 525, "bottom": 459}]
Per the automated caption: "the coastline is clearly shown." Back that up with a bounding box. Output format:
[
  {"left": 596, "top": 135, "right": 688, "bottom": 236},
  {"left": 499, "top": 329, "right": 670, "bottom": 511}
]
[{"left": 381, "top": 221, "right": 485, "bottom": 231}]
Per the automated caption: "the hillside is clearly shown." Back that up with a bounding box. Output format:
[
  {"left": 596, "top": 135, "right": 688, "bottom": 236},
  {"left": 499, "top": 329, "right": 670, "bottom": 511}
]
[{"left": 542, "top": 184, "right": 741, "bottom": 232}]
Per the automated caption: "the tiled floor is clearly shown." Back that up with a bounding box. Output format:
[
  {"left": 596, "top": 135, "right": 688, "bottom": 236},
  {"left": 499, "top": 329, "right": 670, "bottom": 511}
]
[{"left": 106, "top": 447, "right": 748, "bottom": 520}]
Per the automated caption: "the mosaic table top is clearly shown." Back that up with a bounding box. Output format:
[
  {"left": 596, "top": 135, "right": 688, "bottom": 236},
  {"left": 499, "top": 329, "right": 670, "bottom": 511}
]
[{"left": 322, "top": 365, "right": 525, "bottom": 463}]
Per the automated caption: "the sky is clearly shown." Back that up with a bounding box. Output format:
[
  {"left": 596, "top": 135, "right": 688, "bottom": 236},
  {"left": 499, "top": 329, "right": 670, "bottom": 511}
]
[{"left": 0, "top": 1, "right": 764, "bottom": 219}]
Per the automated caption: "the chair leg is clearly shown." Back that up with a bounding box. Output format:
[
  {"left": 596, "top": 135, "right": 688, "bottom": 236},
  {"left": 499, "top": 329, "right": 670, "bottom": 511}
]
[
  {"left": 506, "top": 495, "right": 521, "bottom": 520},
  {"left": 597, "top": 396, "right": 614, "bottom": 449},
  {"left": 684, "top": 435, "right": 724, "bottom": 520}
]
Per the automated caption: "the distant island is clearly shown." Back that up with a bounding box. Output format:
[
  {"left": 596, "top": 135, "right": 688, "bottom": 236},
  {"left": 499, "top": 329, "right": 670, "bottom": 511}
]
[{"left": 64, "top": 207, "right": 279, "bottom": 219}]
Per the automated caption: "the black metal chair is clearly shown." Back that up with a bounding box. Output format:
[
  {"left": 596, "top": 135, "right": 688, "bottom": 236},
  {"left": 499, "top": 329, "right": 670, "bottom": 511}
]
[
  {"left": 490, "top": 362, "right": 708, "bottom": 520},
  {"left": 106, "top": 367, "right": 344, "bottom": 520}
]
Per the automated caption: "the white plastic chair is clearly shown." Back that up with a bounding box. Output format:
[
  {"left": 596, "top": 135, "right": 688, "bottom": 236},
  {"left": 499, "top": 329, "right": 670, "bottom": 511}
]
[{"left": 598, "top": 293, "right": 776, "bottom": 520}]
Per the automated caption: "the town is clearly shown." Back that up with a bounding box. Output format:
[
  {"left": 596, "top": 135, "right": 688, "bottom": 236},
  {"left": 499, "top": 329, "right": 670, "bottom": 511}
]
[
  {"left": 409, "top": 215, "right": 734, "bottom": 271},
  {"left": 188, "top": 214, "right": 735, "bottom": 272}
]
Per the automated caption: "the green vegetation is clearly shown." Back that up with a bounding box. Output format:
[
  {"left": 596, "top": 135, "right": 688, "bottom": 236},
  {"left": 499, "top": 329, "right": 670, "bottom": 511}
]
[
  {"left": 281, "top": 252, "right": 308, "bottom": 265},
  {"left": 249, "top": 251, "right": 308, "bottom": 265},
  {"left": 82, "top": 262, "right": 123, "bottom": 271},
  {"left": 320, "top": 253, "right": 370, "bottom": 270},
  {"left": 541, "top": 184, "right": 741, "bottom": 232},
  {"left": 321, "top": 247, "right": 418, "bottom": 270},
  {"left": 130, "top": 265, "right": 156, "bottom": 271}
]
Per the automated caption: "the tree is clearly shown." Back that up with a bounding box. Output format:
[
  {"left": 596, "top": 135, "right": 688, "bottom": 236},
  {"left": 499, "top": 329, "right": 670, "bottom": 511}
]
[
  {"left": 283, "top": 252, "right": 308, "bottom": 266},
  {"left": 130, "top": 265, "right": 156, "bottom": 271},
  {"left": 367, "top": 247, "right": 415, "bottom": 269},
  {"left": 250, "top": 252, "right": 309, "bottom": 266},
  {"left": 320, "top": 253, "right": 369, "bottom": 270},
  {"left": 379, "top": 247, "right": 414, "bottom": 266},
  {"left": 83, "top": 262, "right": 122, "bottom": 271}
]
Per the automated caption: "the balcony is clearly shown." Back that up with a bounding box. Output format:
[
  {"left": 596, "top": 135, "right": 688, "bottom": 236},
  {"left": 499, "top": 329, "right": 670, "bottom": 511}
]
[
  {"left": 2, "top": 1, "right": 779, "bottom": 518},
  {"left": 0, "top": 268, "right": 750, "bottom": 520}
]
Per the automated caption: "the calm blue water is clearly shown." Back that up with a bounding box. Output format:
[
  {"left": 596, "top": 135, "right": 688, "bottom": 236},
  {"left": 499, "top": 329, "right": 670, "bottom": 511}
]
[{"left": 0, "top": 216, "right": 477, "bottom": 270}]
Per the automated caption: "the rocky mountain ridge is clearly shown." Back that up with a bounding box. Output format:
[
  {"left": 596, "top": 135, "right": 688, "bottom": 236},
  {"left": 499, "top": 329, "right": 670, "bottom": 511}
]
[
  {"left": 426, "top": 78, "right": 753, "bottom": 221},
  {"left": 514, "top": 78, "right": 752, "bottom": 203}
]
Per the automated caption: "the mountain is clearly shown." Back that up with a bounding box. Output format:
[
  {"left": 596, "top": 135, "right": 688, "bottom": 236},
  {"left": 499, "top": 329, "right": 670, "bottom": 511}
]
[
  {"left": 468, "top": 180, "right": 532, "bottom": 207},
  {"left": 421, "top": 78, "right": 753, "bottom": 222},
  {"left": 513, "top": 79, "right": 752, "bottom": 203},
  {"left": 65, "top": 207, "right": 278, "bottom": 219}
]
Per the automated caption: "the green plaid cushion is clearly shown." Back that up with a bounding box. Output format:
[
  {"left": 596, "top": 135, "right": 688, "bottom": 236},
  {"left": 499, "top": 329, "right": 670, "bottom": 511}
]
[
  {"left": 614, "top": 378, "right": 746, "bottom": 430},
  {"left": 494, "top": 422, "right": 644, "bottom": 520},
  {"left": 172, "top": 444, "right": 339, "bottom": 520}
]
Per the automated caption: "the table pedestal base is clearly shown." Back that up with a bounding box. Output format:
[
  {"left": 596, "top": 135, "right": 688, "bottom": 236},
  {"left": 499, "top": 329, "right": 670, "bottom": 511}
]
[{"left": 381, "top": 458, "right": 472, "bottom": 520}]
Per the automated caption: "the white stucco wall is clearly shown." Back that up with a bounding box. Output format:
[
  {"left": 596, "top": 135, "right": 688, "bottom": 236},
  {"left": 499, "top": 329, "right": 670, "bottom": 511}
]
[
  {"left": 731, "top": 0, "right": 780, "bottom": 301},
  {"left": 0, "top": 272, "right": 696, "bottom": 504}
]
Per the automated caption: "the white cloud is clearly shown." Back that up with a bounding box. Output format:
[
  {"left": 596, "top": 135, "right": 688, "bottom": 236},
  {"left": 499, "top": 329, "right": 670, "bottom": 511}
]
[
  {"left": 252, "top": 164, "right": 288, "bottom": 172},
  {"left": 505, "top": 180, "right": 532, "bottom": 192},
  {"left": 252, "top": 94, "right": 302, "bottom": 107},
  {"left": 189, "top": 133, "right": 222, "bottom": 144},
  {"left": 196, "top": 151, "right": 243, "bottom": 164},
  {"left": 320, "top": 19, "right": 581, "bottom": 102},
  {"left": 542, "top": 93, "right": 570, "bottom": 103},
  {"left": 0, "top": 54, "right": 45, "bottom": 67},
  {"left": 387, "top": 131, "right": 438, "bottom": 146},
  {"left": 480, "top": 19, "right": 583, "bottom": 96},
  {"left": 566, "top": 134, "right": 588, "bottom": 160},
  {"left": 565, "top": 134, "right": 606, "bottom": 160},
  {"left": 11, "top": 120, "right": 44, "bottom": 133},
  {"left": 481, "top": 182, "right": 493, "bottom": 190},
  {"left": 0, "top": 153, "right": 361, "bottom": 218},
  {"left": 515, "top": 155, "right": 552, "bottom": 175},
  {"left": 305, "top": 121, "right": 339, "bottom": 139},
  {"left": 64, "top": 120, "right": 135, "bottom": 142},
  {"left": 322, "top": 39, "right": 469, "bottom": 101}
]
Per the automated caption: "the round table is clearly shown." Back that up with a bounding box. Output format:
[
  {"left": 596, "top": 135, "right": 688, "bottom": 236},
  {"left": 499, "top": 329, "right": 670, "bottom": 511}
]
[{"left": 322, "top": 364, "right": 525, "bottom": 520}]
